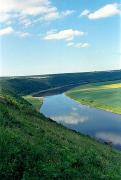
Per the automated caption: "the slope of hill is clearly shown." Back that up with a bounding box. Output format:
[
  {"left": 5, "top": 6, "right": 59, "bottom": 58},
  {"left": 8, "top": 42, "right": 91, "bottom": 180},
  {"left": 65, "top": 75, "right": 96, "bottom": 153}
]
[{"left": 0, "top": 89, "right": 121, "bottom": 179}]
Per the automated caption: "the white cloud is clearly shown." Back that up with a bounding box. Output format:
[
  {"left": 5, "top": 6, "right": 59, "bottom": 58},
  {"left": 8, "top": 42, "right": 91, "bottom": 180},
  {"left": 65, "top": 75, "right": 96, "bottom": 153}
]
[
  {"left": 0, "top": 13, "right": 11, "bottom": 23},
  {"left": 42, "top": 11, "right": 59, "bottom": 21},
  {"left": 80, "top": 9, "right": 90, "bottom": 16},
  {"left": 0, "top": 26, "right": 31, "bottom": 38},
  {"left": 81, "top": 3, "right": 120, "bottom": 20},
  {"left": 44, "top": 29, "right": 84, "bottom": 41},
  {"left": 19, "top": 15, "right": 32, "bottom": 27},
  {"left": 0, "top": 0, "right": 74, "bottom": 27},
  {"left": 46, "top": 29, "right": 58, "bottom": 35},
  {"left": 62, "top": 10, "right": 75, "bottom": 17},
  {"left": 0, "top": 0, "right": 51, "bottom": 15},
  {"left": 89, "top": 3, "right": 120, "bottom": 19},
  {"left": 80, "top": 43, "right": 90, "bottom": 48},
  {"left": 41, "top": 9, "right": 74, "bottom": 21},
  {"left": 67, "top": 42, "right": 90, "bottom": 48},
  {"left": 67, "top": 42, "right": 74, "bottom": 47},
  {"left": 75, "top": 43, "right": 90, "bottom": 48},
  {"left": 0, "top": 26, "right": 14, "bottom": 36},
  {"left": 18, "top": 32, "right": 31, "bottom": 38}
]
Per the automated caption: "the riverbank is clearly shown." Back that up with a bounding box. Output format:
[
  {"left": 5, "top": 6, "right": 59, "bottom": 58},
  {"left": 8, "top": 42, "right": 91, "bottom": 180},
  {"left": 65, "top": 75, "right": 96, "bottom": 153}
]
[
  {"left": 66, "top": 94, "right": 121, "bottom": 115},
  {"left": 66, "top": 80, "right": 121, "bottom": 115},
  {"left": 23, "top": 95, "right": 43, "bottom": 111}
]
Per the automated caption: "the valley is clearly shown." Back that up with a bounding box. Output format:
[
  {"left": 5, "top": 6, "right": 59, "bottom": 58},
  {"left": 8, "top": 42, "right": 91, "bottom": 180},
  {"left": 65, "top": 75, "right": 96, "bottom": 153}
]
[{"left": 1, "top": 70, "right": 121, "bottom": 179}]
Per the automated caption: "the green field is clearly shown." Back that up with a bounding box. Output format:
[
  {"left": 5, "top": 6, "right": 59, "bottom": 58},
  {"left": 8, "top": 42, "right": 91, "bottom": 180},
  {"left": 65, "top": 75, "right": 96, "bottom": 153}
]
[
  {"left": 66, "top": 80, "right": 121, "bottom": 114},
  {"left": 23, "top": 95, "right": 43, "bottom": 111}
]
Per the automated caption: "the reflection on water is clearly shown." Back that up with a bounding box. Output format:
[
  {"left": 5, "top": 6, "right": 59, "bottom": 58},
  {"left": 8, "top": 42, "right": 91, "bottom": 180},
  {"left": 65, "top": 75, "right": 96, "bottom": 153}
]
[
  {"left": 51, "top": 112, "right": 88, "bottom": 125},
  {"left": 96, "top": 132, "right": 121, "bottom": 147},
  {"left": 40, "top": 94, "right": 121, "bottom": 149}
]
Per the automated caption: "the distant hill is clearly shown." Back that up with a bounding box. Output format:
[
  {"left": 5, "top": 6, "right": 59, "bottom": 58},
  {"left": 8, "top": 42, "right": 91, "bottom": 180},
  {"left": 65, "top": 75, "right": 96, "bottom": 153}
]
[{"left": 1, "top": 70, "right": 121, "bottom": 96}]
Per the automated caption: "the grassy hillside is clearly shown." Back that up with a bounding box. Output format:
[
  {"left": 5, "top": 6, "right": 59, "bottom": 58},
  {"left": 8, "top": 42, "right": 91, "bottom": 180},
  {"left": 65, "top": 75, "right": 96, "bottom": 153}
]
[
  {"left": 66, "top": 80, "right": 121, "bottom": 114},
  {"left": 1, "top": 89, "right": 121, "bottom": 179},
  {"left": 1, "top": 70, "right": 121, "bottom": 96}
]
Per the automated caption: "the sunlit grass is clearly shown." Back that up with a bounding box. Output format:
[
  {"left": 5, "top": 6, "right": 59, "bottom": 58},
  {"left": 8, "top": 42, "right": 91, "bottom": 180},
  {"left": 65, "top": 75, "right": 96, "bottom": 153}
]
[
  {"left": 72, "top": 82, "right": 121, "bottom": 93},
  {"left": 23, "top": 95, "right": 43, "bottom": 111},
  {"left": 66, "top": 80, "right": 121, "bottom": 114}
]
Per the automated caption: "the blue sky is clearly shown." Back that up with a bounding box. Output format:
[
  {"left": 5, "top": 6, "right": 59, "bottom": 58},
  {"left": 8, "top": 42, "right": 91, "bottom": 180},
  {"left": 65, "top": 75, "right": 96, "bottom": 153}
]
[{"left": 0, "top": 0, "right": 121, "bottom": 76}]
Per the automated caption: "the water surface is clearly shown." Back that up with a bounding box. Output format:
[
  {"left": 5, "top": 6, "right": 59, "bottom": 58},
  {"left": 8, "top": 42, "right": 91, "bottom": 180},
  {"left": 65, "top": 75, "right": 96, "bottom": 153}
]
[{"left": 40, "top": 94, "right": 121, "bottom": 149}]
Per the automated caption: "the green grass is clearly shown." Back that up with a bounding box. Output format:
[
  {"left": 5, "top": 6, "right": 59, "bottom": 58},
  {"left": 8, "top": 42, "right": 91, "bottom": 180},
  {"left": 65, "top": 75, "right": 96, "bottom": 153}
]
[
  {"left": 1, "top": 89, "right": 121, "bottom": 179},
  {"left": 23, "top": 95, "right": 43, "bottom": 111},
  {"left": 66, "top": 80, "right": 121, "bottom": 114}
]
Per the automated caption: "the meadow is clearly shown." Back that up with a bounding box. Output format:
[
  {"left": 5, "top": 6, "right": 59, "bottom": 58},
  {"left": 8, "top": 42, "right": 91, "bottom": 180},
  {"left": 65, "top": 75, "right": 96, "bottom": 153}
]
[
  {"left": 23, "top": 95, "right": 43, "bottom": 111},
  {"left": 66, "top": 80, "right": 121, "bottom": 114}
]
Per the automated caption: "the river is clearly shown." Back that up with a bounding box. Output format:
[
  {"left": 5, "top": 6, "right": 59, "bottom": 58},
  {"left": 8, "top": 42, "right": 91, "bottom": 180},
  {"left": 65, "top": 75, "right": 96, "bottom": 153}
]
[{"left": 40, "top": 94, "right": 121, "bottom": 149}]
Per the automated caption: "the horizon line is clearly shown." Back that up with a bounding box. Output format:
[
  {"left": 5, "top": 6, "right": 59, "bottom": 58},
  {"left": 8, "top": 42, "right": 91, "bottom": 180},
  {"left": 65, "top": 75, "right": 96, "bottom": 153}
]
[{"left": 0, "top": 68, "right": 121, "bottom": 78}]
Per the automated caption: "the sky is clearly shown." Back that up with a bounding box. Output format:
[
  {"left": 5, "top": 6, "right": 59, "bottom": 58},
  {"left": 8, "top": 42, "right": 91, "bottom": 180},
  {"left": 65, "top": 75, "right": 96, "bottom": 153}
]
[{"left": 0, "top": 0, "right": 121, "bottom": 76}]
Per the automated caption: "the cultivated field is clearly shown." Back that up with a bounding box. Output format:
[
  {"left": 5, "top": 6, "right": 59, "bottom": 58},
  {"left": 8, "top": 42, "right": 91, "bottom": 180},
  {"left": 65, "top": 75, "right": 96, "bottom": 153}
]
[{"left": 66, "top": 80, "right": 121, "bottom": 114}]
